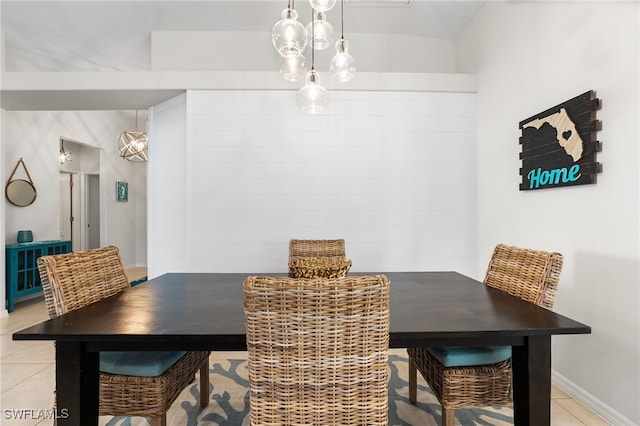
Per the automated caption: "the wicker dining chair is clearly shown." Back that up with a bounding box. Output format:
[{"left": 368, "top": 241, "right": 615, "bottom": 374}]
[
  {"left": 407, "top": 243, "right": 563, "bottom": 426},
  {"left": 243, "top": 275, "right": 391, "bottom": 426},
  {"left": 37, "top": 246, "right": 210, "bottom": 426}
]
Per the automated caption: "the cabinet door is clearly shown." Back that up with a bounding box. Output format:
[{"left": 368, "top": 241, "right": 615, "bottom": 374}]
[{"left": 16, "top": 248, "right": 39, "bottom": 292}]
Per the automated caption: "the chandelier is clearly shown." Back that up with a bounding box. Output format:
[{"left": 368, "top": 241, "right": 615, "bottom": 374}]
[
  {"left": 59, "top": 139, "right": 71, "bottom": 164},
  {"left": 272, "top": 0, "right": 355, "bottom": 113},
  {"left": 116, "top": 111, "right": 148, "bottom": 163}
]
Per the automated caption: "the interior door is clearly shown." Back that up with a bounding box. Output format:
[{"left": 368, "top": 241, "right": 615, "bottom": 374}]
[
  {"left": 86, "top": 174, "right": 100, "bottom": 249},
  {"left": 60, "top": 172, "right": 82, "bottom": 250},
  {"left": 59, "top": 173, "right": 72, "bottom": 241}
]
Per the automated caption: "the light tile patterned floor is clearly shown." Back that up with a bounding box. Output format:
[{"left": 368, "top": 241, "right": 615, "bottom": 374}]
[{"left": 1, "top": 269, "right": 609, "bottom": 425}]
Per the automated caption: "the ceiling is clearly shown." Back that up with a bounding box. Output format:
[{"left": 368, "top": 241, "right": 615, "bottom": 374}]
[
  {"left": 2, "top": 0, "right": 485, "bottom": 71},
  {"left": 0, "top": 0, "right": 485, "bottom": 109}
]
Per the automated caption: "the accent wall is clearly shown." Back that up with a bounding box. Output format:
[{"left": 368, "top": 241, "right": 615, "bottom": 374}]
[{"left": 148, "top": 90, "right": 478, "bottom": 277}]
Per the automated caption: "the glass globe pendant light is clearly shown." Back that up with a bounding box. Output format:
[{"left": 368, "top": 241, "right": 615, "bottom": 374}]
[
  {"left": 272, "top": 1, "right": 307, "bottom": 58},
  {"left": 280, "top": 54, "right": 308, "bottom": 82},
  {"left": 308, "top": 0, "right": 336, "bottom": 12},
  {"left": 330, "top": 0, "right": 355, "bottom": 82},
  {"left": 297, "top": 69, "right": 330, "bottom": 113},
  {"left": 330, "top": 39, "right": 355, "bottom": 82},
  {"left": 297, "top": 9, "right": 330, "bottom": 113},
  {"left": 305, "top": 10, "right": 333, "bottom": 50}
]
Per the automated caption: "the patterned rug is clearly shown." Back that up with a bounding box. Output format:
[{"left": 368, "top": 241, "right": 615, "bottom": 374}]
[{"left": 101, "top": 350, "right": 513, "bottom": 425}]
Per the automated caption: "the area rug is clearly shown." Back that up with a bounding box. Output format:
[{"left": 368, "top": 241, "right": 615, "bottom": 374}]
[{"left": 101, "top": 351, "right": 513, "bottom": 425}]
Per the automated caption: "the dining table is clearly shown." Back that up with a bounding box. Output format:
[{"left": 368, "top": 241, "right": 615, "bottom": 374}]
[{"left": 13, "top": 271, "right": 591, "bottom": 425}]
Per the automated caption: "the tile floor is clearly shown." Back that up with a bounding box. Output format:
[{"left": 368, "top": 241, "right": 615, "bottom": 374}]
[{"left": 1, "top": 268, "right": 609, "bottom": 425}]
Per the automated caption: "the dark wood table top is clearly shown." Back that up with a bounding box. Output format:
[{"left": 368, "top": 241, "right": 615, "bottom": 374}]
[{"left": 13, "top": 271, "right": 590, "bottom": 350}]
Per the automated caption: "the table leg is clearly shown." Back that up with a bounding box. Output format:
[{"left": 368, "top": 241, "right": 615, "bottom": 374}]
[
  {"left": 511, "top": 335, "right": 552, "bottom": 425},
  {"left": 55, "top": 342, "right": 99, "bottom": 425}
]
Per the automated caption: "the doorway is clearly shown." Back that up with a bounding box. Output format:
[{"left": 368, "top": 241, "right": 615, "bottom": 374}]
[
  {"left": 59, "top": 138, "right": 102, "bottom": 252},
  {"left": 59, "top": 172, "right": 101, "bottom": 251}
]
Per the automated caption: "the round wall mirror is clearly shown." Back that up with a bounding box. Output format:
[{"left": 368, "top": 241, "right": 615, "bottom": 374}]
[{"left": 5, "top": 179, "right": 37, "bottom": 207}]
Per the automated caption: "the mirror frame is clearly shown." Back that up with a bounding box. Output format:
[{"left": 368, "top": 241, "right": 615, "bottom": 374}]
[
  {"left": 6, "top": 158, "right": 38, "bottom": 207},
  {"left": 5, "top": 179, "right": 38, "bottom": 207}
]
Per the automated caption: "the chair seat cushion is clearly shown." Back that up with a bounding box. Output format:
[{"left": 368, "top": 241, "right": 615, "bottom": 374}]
[
  {"left": 427, "top": 346, "right": 512, "bottom": 367},
  {"left": 100, "top": 351, "right": 187, "bottom": 377}
]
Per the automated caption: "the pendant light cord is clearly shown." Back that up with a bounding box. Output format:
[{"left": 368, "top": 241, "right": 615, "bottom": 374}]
[
  {"left": 340, "top": 0, "right": 344, "bottom": 38},
  {"left": 311, "top": 7, "right": 315, "bottom": 71}
]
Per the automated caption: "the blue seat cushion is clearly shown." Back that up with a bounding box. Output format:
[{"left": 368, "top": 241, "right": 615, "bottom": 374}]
[
  {"left": 100, "top": 351, "right": 187, "bottom": 377},
  {"left": 427, "top": 346, "right": 512, "bottom": 367}
]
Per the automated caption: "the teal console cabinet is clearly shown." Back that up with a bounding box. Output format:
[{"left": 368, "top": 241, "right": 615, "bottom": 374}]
[{"left": 5, "top": 240, "right": 72, "bottom": 313}]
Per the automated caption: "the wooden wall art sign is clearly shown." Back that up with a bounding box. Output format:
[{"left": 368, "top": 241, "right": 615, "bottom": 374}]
[{"left": 519, "top": 90, "right": 601, "bottom": 190}]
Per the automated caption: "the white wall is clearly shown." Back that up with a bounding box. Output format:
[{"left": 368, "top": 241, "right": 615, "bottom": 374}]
[
  {"left": 151, "top": 31, "right": 456, "bottom": 74},
  {"left": 458, "top": 1, "right": 639, "bottom": 424},
  {"left": 149, "top": 90, "right": 477, "bottom": 277},
  {"left": 148, "top": 93, "right": 187, "bottom": 276},
  {"left": 0, "top": 109, "right": 5, "bottom": 315}
]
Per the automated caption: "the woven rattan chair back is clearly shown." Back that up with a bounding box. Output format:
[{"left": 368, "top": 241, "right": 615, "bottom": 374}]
[
  {"left": 37, "top": 246, "right": 210, "bottom": 426},
  {"left": 407, "top": 243, "right": 564, "bottom": 426},
  {"left": 244, "top": 275, "right": 390, "bottom": 426},
  {"left": 288, "top": 239, "right": 346, "bottom": 262},
  {"left": 484, "top": 243, "right": 563, "bottom": 309},
  {"left": 37, "top": 245, "right": 130, "bottom": 318}
]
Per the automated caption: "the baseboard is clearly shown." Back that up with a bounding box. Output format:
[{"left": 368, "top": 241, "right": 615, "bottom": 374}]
[
  {"left": 124, "top": 263, "right": 147, "bottom": 270},
  {"left": 552, "top": 370, "right": 637, "bottom": 426}
]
